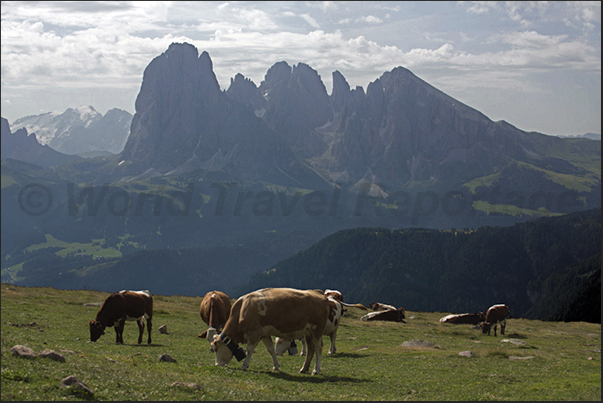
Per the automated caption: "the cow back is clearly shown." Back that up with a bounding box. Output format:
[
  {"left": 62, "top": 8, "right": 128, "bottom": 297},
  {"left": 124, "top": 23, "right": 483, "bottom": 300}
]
[
  {"left": 95, "top": 291, "right": 152, "bottom": 326},
  {"left": 485, "top": 304, "right": 509, "bottom": 323},
  {"left": 200, "top": 291, "right": 231, "bottom": 328}
]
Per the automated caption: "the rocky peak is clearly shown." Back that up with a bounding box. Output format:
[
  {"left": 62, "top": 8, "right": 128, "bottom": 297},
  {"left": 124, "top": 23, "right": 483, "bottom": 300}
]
[
  {"left": 330, "top": 70, "right": 351, "bottom": 113},
  {"left": 226, "top": 73, "right": 265, "bottom": 113},
  {"left": 117, "top": 43, "right": 328, "bottom": 188},
  {"left": 121, "top": 42, "right": 224, "bottom": 172},
  {"left": 258, "top": 61, "right": 332, "bottom": 156}
]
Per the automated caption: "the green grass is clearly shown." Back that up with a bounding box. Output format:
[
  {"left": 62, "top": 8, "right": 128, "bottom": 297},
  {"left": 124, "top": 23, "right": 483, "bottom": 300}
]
[
  {"left": 470, "top": 200, "right": 566, "bottom": 218},
  {"left": 24, "top": 234, "right": 122, "bottom": 258},
  {"left": 1, "top": 285, "right": 600, "bottom": 401}
]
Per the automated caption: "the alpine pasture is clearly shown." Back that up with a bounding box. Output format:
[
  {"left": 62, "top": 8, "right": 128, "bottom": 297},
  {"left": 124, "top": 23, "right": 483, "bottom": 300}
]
[{"left": 1, "top": 285, "right": 600, "bottom": 401}]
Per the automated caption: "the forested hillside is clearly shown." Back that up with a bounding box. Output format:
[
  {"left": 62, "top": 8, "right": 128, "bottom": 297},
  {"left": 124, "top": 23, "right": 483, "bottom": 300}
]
[{"left": 236, "top": 208, "right": 601, "bottom": 321}]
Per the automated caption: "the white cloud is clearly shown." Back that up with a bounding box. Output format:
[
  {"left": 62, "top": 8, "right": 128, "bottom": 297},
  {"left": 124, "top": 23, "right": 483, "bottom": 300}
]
[{"left": 301, "top": 14, "right": 320, "bottom": 29}]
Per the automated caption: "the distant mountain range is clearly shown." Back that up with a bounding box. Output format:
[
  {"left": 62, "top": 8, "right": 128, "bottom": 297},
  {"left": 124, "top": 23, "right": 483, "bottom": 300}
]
[
  {"left": 1, "top": 117, "right": 82, "bottom": 167},
  {"left": 1, "top": 42, "right": 600, "bottom": 307},
  {"left": 10, "top": 106, "right": 132, "bottom": 155}
]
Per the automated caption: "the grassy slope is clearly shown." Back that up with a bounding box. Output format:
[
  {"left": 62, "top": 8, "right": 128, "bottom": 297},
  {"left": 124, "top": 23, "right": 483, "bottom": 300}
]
[{"left": 1, "top": 285, "right": 600, "bottom": 401}]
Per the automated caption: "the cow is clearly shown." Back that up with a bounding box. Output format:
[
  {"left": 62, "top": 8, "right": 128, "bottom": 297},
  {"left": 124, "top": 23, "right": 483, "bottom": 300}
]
[
  {"left": 274, "top": 289, "right": 368, "bottom": 357},
  {"left": 361, "top": 307, "right": 406, "bottom": 322},
  {"left": 369, "top": 302, "right": 397, "bottom": 311},
  {"left": 480, "top": 304, "right": 509, "bottom": 336},
  {"left": 197, "top": 291, "right": 231, "bottom": 342},
  {"left": 209, "top": 287, "right": 330, "bottom": 375},
  {"left": 439, "top": 312, "right": 485, "bottom": 325},
  {"left": 88, "top": 290, "right": 153, "bottom": 344},
  {"left": 275, "top": 295, "right": 344, "bottom": 356}
]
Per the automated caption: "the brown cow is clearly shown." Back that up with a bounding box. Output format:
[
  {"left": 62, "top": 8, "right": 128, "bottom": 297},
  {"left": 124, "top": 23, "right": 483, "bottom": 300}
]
[
  {"left": 439, "top": 312, "right": 485, "bottom": 325},
  {"left": 481, "top": 304, "right": 509, "bottom": 336},
  {"left": 275, "top": 289, "right": 367, "bottom": 357},
  {"left": 88, "top": 290, "right": 153, "bottom": 344},
  {"left": 361, "top": 307, "right": 406, "bottom": 322},
  {"left": 197, "top": 291, "right": 231, "bottom": 341},
  {"left": 210, "top": 287, "right": 330, "bottom": 375},
  {"left": 275, "top": 295, "right": 344, "bottom": 356}
]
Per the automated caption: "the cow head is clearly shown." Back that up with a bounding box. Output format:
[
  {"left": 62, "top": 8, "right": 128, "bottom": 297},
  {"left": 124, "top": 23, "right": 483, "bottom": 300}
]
[
  {"left": 274, "top": 337, "right": 291, "bottom": 356},
  {"left": 202, "top": 327, "right": 219, "bottom": 344},
  {"left": 480, "top": 322, "right": 492, "bottom": 334},
  {"left": 210, "top": 333, "right": 246, "bottom": 366},
  {"left": 88, "top": 320, "right": 105, "bottom": 342}
]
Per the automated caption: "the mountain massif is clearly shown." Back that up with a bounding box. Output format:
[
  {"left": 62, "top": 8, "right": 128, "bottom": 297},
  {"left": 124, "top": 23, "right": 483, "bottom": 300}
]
[{"left": 1, "top": 42, "right": 600, "bottom": 318}]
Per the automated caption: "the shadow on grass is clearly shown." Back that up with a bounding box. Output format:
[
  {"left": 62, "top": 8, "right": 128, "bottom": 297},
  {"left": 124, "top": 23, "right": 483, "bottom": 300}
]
[
  {"left": 504, "top": 332, "right": 528, "bottom": 339},
  {"left": 265, "top": 370, "right": 371, "bottom": 384},
  {"left": 130, "top": 343, "right": 164, "bottom": 348},
  {"left": 326, "top": 352, "right": 368, "bottom": 359}
]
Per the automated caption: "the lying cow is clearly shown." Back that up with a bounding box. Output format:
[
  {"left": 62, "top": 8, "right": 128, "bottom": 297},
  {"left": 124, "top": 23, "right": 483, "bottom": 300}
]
[
  {"left": 209, "top": 287, "right": 330, "bottom": 375},
  {"left": 361, "top": 307, "right": 406, "bottom": 322},
  {"left": 481, "top": 304, "right": 509, "bottom": 336},
  {"left": 197, "top": 291, "right": 231, "bottom": 342},
  {"left": 439, "top": 312, "right": 485, "bottom": 325},
  {"left": 88, "top": 290, "right": 153, "bottom": 344},
  {"left": 369, "top": 302, "right": 397, "bottom": 311}
]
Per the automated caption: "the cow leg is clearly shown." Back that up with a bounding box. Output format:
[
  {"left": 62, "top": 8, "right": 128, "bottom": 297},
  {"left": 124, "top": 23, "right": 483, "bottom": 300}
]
[
  {"left": 261, "top": 337, "right": 280, "bottom": 372},
  {"left": 115, "top": 320, "right": 124, "bottom": 344},
  {"left": 241, "top": 341, "right": 259, "bottom": 371},
  {"left": 501, "top": 320, "right": 506, "bottom": 336},
  {"left": 301, "top": 335, "right": 322, "bottom": 375},
  {"left": 136, "top": 319, "right": 145, "bottom": 344},
  {"left": 300, "top": 336, "right": 307, "bottom": 356},
  {"left": 493, "top": 324, "right": 498, "bottom": 337},
  {"left": 146, "top": 317, "right": 152, "bottom": 344},
  {"left": 328, "top": 331, "right": 337, "bottom": 355}
]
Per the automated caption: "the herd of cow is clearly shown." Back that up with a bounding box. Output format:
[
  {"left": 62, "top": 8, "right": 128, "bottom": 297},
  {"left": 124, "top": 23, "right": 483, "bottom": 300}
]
[{"left": 87, "top": 288, "right": 509, "bottom": 375}]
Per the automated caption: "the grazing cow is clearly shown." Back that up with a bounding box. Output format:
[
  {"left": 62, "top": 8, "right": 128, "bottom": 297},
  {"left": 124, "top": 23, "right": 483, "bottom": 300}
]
[
  {"left": 275, "top": 295, "right": 344, "bottom": 356},
  {"left": 369, "top": 302, "right": 397, "bottom": 311},
  {"left": 361, "top": 307, "right": 406, "bottom": 322},
  {"left": 209, "top": 288, "right": 330, "bottom": 375},
  {"left": 481, "top": 304, "right": 509, "bottom": 336},
  {"left": 274, "top": 289, "right": 368, "bottom": 357},
  {"left": 439, "top": 312, "right": 485, "bottom": 325},
  {"left": 197, "top": 291, "right": 231, "bottom": 341},
  {"left": 88, "top": 290, "right": 153, "bottom": 344}
]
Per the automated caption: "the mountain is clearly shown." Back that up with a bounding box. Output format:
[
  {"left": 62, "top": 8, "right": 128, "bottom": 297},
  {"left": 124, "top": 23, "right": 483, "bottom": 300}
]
[
  {"left": 579, "top": 133, "right": 601, "bottom": 141},
  {"left": 235, "top": 208, "right": 601, "bottom": 321},
  {"left": 227, "top": 62, "right": 600, "bottom": 213},
  {"left": 117, "top": 43, "right": 327, "bottom": 188},
  {"left": 11, "top": 106, "right": 132, "bottom": 155},
  {"left": 1, "top": 117, "right": 82, "bottom": 167}
]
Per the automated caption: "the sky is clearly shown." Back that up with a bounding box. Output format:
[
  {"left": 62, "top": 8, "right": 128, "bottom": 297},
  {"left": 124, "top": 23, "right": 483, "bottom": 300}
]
[{"left": 1, "top": 1, "right": 601, "bottom": 137}]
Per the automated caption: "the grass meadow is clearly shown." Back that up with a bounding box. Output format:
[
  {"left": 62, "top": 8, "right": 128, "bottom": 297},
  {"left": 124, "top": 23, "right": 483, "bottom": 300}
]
[{"left": 1, "top": 285, "right": 600, "bottom": 401}]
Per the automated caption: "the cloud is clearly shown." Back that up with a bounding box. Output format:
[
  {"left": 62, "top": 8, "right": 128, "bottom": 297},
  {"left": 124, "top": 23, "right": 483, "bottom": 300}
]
[
  {"left": 301, "top": 14, "right": 320, "bottom": 29},
  {"left": 338, "top": 15, "right": 385, "bottom": 25}
]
